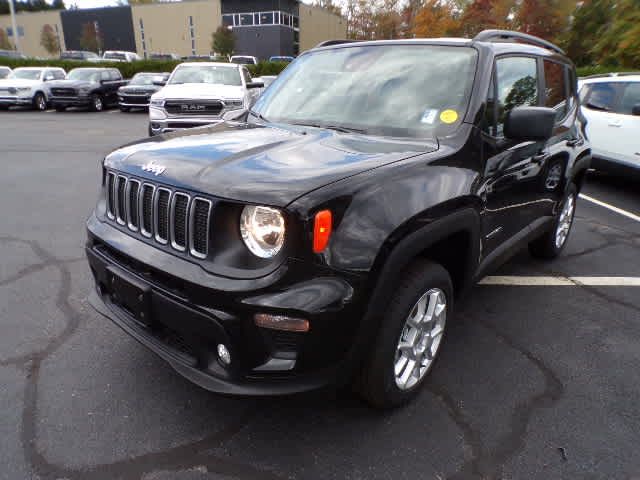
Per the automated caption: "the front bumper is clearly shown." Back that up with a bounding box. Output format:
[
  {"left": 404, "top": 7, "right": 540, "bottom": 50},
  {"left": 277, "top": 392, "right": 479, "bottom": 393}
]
[
  {"left": 85, "top": 215, "right": 365, "bottom": 395},
  {"left": 0, "top": 95, "right": 33, "bottom": 106},
  {"left": 149, "top": 117, "right": 223, "bottom": 135},
  {"left": 50, "top": 95, "right": 91, "bottom": 107}
]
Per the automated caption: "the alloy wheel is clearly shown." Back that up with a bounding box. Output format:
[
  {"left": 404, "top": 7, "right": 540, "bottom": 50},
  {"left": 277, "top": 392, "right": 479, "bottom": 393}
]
[
  {"left": 35, "top": 94, "right": 46, "bottom": 111},
  {"left": 555, "top": 193, "right": 575, "bottom": 249},
  {"left": 394, "top": 288, "right": 447, "bottom": 390}
]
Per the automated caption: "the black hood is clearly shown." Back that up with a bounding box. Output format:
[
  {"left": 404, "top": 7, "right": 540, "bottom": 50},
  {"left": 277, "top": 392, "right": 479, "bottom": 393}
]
[{"left": 104, "top": 122, "right": 438, "bottom": 207}]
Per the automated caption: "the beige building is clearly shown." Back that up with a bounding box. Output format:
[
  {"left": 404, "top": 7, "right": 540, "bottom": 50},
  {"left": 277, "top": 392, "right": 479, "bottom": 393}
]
[
  {"left": 0, "top": 10, "right": 65, "bottom": 58},
  {"left": 0, "top": 1, "right": 344, "bottom": 59},
  {"left": 299, "top": 4, "right": 346, "bottom": 53},
  {"left": 131, "top": 0, "right": 222, "bottom": 58}
]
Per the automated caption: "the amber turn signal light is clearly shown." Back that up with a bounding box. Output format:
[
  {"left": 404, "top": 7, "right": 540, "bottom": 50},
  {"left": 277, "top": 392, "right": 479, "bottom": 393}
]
[
  {"left": 254, "top": 313, "right": 310, "bottom": 332},
  {"left": 313, "top": 209, "right": 332, "bottom": 253}
]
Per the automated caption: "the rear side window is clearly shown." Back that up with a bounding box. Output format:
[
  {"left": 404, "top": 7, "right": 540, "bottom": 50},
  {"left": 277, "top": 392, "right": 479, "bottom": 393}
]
[
  {"left": 543, "top": 60, "right": 567, "bottom": 121},
  {"left": 242, "top": 68, "right": 252, "bottom": 84},
  {"left": 494, "top": 56, "right": 539, "bottom": 136},
  {"left": 618, "top": 82, "right": 640, "bottom": 115},
  {"left": 53, "top": 69, "right": 65, "bottom": 80}
]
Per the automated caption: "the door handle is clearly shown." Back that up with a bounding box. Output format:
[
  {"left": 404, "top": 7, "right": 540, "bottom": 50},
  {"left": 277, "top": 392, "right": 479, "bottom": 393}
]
[
  {"left": 532, "top": 153, "right": 548, "bottom": 164},
  {"left": 566, "top": 138, "right": 583, "bottom": 147},
  {"left": 608, "top": 121, "right": 623, "bottom": 127}
]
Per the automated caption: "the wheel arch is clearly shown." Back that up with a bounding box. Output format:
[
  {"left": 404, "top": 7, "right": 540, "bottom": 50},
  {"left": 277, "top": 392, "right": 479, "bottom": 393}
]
[{"left": 342, "top": 207, "right": 481, "bottom": 380}]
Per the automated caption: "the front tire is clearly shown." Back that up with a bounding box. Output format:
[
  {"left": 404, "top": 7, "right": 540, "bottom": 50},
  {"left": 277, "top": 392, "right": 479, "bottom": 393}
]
[
  {"left": 89, "top": 94, "right": 104, "bottom": 112},
  {"left": 33, "top": 92, "right": 47, "bottom": 111},
  {"left": 359, "top": 259, "right": 453, "bottom": 409},
  {"left": 529, "top": 183, "right": 577, "bottom": 259}
]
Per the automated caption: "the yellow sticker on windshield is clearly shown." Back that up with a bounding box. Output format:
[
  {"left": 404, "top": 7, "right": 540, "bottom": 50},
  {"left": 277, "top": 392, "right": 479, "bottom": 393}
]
[{"left": 440, "top": 109, "right": 459, "bottom": 124}]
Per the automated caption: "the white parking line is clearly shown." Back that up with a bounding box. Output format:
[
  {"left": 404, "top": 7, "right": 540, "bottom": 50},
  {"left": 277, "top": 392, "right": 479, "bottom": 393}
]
[
  {"left": 579, "top": 193, "right": 640, "bottom": 223},
  {"left": 107, "top": 109, "right": 120, "bottom": 114},
  {"left": 480, "top": 276, "right": 640, "bottom": 286}
]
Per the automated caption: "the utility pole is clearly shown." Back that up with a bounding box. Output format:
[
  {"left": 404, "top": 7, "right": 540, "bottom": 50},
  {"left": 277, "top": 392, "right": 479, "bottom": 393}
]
[{"left": 8, "top": 0, "right": 21, "bottom": 53}]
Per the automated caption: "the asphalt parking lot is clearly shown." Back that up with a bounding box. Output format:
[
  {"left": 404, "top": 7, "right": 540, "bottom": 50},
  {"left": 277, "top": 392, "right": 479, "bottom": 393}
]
[{"left": 2, "top": 108, "right": 640, "bottom": 480}]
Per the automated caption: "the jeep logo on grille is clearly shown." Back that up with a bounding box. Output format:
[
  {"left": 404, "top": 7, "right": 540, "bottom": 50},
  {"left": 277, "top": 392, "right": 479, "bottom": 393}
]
[
  {"left": 181, "top": 104, "right": 206, "bottom": 111},
  {"left": 141, "top": 161, "right": 166, "bottom": 176}
]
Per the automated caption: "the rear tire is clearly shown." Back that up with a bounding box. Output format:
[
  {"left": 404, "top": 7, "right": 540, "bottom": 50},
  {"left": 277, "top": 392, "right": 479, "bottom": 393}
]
[
  {"left": 33, "top": 92, "right": 47, "bottom": 111},
  {"left": 359, "top": 259, "right": 453, "bottom": 409},
  {"left": 529, "top": 183, "right": 577, "bottom": 259}
]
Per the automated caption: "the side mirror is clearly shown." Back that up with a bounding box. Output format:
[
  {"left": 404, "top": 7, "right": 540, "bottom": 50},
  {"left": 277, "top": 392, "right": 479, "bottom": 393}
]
[
  {"left": 152, "top": 78, "right": 167, "bottom": 86},
  {"left": 632, "top": 104, "right": 640, "bottom": 116},
  {"left": 504, "top": 106, "right": 556, "bottom": 142},
  {"left": 246, "top": 81, "right": 264, "bottom": 89}
]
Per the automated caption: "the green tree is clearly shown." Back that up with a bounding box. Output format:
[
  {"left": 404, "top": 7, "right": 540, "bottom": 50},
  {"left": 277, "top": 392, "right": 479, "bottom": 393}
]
[
  {"left": 211, "top": 26, "right": 235, "bottom": 57},
  {"left": 562, "top": 0, "right": 614, "bottom": 66},
  {"left": 40, "top": 23, "right": 60, "bottom": 55},
  {"left": 312, "top": 0, "right": 342, "bottom": 16},
  {"left": 79, "top": 22, "right": 102, "bottom": 53},
  {"left": 0, "top": 28, "right": 13, "bottom": 50},
  {"left": 593, "top": 0, "right": 640, "bottom": 67}
]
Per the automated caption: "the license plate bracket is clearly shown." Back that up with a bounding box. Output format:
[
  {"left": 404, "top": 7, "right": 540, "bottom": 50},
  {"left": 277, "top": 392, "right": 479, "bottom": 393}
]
[{"left": 107, "top": 266, "right": 151, "bottom": 326}]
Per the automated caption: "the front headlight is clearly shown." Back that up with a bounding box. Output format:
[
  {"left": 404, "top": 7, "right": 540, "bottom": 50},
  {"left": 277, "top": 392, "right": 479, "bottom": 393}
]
[
  {"left": 150, "top": 98, "right": 164, "bottom": 107},
  {"left": 240, "top": 205, "right": 285, "bottom": 258}
]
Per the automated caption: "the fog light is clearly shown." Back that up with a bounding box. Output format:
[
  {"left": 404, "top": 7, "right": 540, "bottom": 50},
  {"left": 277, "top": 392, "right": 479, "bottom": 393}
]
[
  {"left": 217, "top": 344, "right": 231, "bottom": 365},
  {"left": 254, "top": 313, "right": 309, "bottom": 332}
]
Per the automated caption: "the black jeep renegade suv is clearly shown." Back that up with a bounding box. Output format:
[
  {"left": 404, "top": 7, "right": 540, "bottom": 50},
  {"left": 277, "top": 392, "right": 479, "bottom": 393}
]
[{"left": 86, "top": 30, "right": 591, "bottom": 408}]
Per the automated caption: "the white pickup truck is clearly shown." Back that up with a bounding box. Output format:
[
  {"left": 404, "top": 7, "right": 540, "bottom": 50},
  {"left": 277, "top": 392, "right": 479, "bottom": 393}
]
[
  {"left": 148, "top": 62, "right": 263, "bottom": 136},
  {"left": 0, "top": 67, "right": 66, "bottom": 111}
]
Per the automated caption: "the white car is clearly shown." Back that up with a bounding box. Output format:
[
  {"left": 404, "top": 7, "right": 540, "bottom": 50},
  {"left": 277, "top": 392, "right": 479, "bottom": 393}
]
[
  {"left": 0, "top": 66, "right": 11, "bottom": 79},
  {"left": 148, "top": 62, "right": 263, "bottom": 136},
  {"left": 230, "top": 55, "right": 258, "bottom": 65},
  {"left": 579, "top": 74, "right": 640, "bottom": 175},
  {"left": 103, "top": 51, "right": 141, "bottom": 62},
  {"left": 0, "top": 67, "right": 66, "bottom": 111}
]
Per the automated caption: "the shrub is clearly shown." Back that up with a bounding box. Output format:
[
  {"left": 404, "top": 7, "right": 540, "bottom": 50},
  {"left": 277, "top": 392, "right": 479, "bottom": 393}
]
[{"left": 0, "top": 57, "right": 289, "bottom": 78}]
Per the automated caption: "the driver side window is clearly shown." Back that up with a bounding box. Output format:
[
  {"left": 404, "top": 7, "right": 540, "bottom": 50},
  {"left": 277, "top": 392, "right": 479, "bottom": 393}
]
[
  {"left": 491, "top": 57, "right": 539, "bottom": 137},
  {"left": 242, "top": 68, "right": 252, "bottom": 84}
]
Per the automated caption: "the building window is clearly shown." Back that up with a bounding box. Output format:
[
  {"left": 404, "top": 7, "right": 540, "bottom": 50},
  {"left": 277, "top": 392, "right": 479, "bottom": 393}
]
[
  {"left": 260, "top": 12, "right": 273, "bottom": 24},
  {"left": 222, "top": 14, "right": 233, "bottom": 27},
  {"left": 293, "top": 16, "right": 299, "bottom": 29},
  {"left": 240, "top": 13, "right": 253, "bottom": 25},
  {"left": 191, "top": 39, "right": 195, "bottom": 52},
  {"left": 139, "top": 18, "right": 144, "bottom": 28},
  {"left": 189, "top": 15, "right": 194, "bottom": 27}
]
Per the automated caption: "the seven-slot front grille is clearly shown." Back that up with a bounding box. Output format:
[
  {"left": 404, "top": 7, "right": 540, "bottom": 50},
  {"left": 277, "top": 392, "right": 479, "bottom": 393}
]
[
  {"left": 164, "top": 100, "right": 224, "bottom": 116},
  {"left": 105, "top": 171, "right": 212, "bottom": 259}
]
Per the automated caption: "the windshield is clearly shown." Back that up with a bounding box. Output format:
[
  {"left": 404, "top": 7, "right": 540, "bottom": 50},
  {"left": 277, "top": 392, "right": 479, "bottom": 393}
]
[
  {"left": 168, "top": 65, "right": 242, "bottom": 86},
  {"left": 10, "top": 69, "right": 42, "bottom": 80},
  {"left": 67, "top": 69, "right": 100, "bottom": 82},
  {"left": 252, "top": 45, "right": 478, "bottom": 138},
  {"left": 130, "top": 74, "right": 156, "bottom": 86},
  {"left": 104, "top": 52, "right": 126, "bottom": 61}
]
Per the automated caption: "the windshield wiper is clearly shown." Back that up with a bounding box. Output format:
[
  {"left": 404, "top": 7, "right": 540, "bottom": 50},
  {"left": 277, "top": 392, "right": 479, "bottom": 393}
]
[{"left": 290, "top": 121, "right": 366, "bottom": 134}]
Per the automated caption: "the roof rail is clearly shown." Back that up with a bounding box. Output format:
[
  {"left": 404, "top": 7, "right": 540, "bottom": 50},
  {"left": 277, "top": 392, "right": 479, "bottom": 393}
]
[
  {"left": 473, "top": 29, "right": 565, "bottom": 56},
  {"left": 315, "top": 39, "right": 360, "bottom": 48}
]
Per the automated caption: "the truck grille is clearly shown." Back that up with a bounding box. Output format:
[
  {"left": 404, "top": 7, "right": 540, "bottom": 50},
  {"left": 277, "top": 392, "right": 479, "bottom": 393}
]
[
  {"left": 51, "top": 87, "right": 76, "bottom": 97},
  {"left": 105, "top": 171, "right": 212, "bottom": 259},
  {"left": 164, "top": 100, "right": 224, "bottom": 116},
  {"left": 120, "top": 94, "right": 150, "bottom": 104}
]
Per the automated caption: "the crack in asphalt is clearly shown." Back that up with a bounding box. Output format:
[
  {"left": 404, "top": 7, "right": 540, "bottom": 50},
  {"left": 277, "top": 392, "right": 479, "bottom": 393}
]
[
  {"left": 435, "top": 316, "right": 564, "bottom": 480},
  {"left": 1, "top": 235, "right": 288, "bottom": 480}
]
